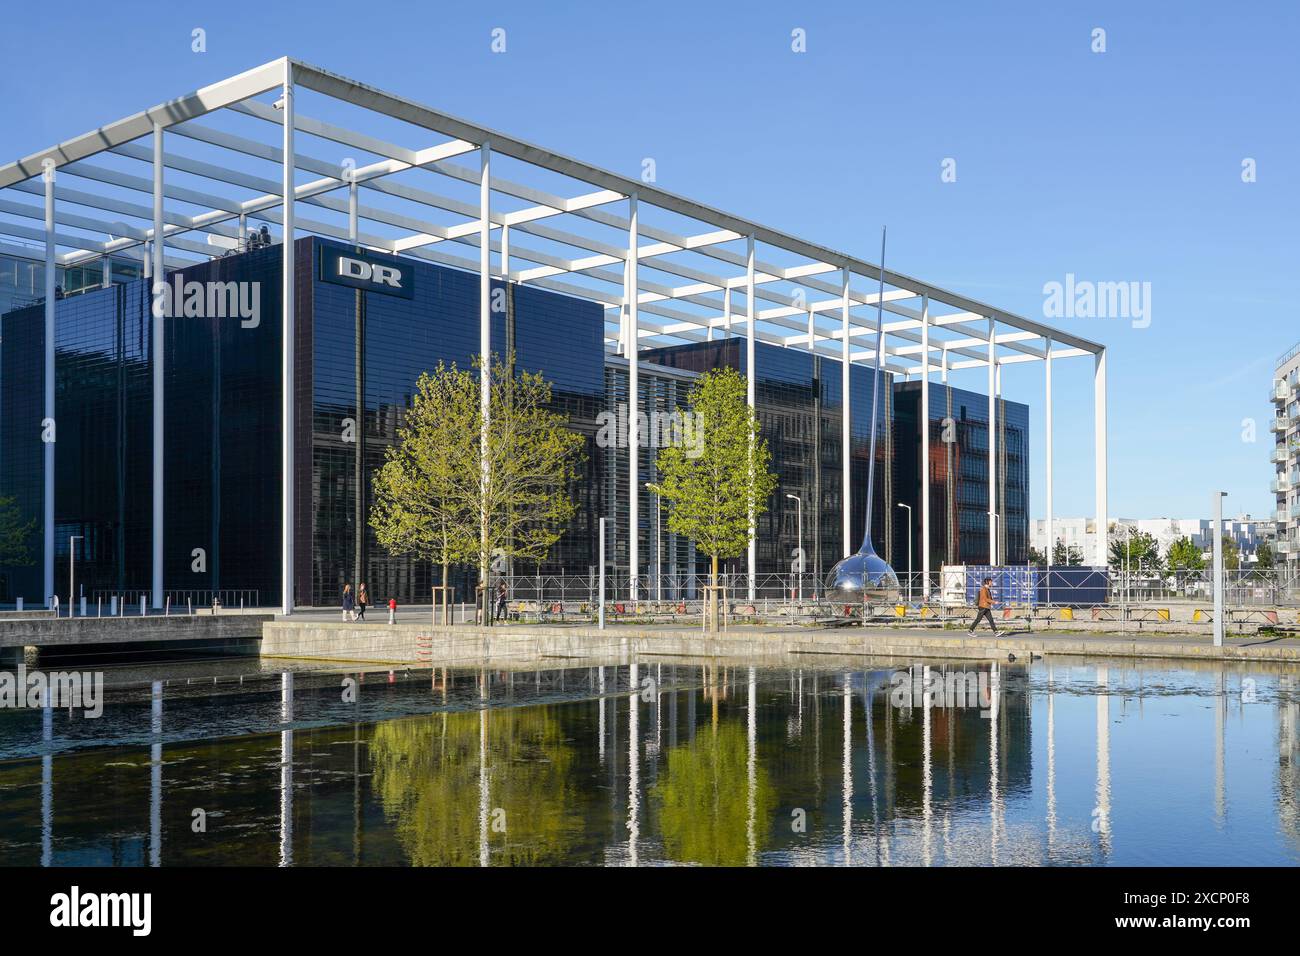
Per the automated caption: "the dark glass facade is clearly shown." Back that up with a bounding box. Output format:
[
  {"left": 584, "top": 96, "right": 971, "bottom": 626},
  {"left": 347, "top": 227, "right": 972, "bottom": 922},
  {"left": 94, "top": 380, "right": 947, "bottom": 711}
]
[
  {"left": 641, "top": 339, "right": 893, "bottom": 582},
  {"left": 891, "top": 380, "right": 1030, "bottom": 567}
]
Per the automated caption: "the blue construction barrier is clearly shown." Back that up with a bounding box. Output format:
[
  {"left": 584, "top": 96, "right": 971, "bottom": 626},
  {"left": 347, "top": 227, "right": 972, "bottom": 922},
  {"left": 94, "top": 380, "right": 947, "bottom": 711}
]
[{"left": 963, "top": 565, "right": 1109, "bottom": 607}]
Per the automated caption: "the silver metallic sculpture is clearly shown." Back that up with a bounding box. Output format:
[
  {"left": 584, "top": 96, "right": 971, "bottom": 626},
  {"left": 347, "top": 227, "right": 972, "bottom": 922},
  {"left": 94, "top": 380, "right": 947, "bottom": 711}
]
[{"left": 825, "top": 227, "right": 901, "bottom": 606}]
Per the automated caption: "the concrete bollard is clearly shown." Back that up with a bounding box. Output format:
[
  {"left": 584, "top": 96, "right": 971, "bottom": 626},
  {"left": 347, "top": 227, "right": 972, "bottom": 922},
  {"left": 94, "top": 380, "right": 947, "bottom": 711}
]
[
  {"left": 140, "top": 596, "right": 146, "bottom": 616},
  {"left": 15, "top": 597, "right": 22, "bottom": 612},
  {"left": 81, "top": 595, "right": 86, "bottom": 617}
]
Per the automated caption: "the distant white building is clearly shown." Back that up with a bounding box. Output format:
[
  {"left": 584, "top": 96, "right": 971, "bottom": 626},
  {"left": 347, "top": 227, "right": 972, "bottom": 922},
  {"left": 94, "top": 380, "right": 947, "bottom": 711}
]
[{"left": 1031, "top": 515, "right": 1277, "bottom": 565}]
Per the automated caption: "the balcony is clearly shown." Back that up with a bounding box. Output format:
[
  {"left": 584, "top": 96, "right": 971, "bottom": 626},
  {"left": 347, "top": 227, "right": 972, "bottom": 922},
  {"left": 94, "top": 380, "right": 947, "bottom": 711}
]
[
  {"left": 1271, "top": 381, "right": 1293, "bottom": 403},
  {"left": 1292, "top": 502, "right": 1300, "bottom": 519},
  {"left": 1273, "top": 415, "right": 1294, "bottom": 432},
  {"left": 1272, "top": 447, "right": 1291, "bottom": 464},
  {"left": 1272, "top": 477, "right": 1290, "bottom": 494}
]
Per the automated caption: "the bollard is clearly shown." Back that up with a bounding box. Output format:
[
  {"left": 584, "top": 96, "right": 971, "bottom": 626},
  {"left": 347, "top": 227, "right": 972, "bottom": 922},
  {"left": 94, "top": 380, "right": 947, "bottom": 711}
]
[
  {"left": 15, "top": 597, "right": 22, "bottom": 612},
  {"left": 188, "top": 597, "right": 193, "bottom": 617},
  {"left": 165, "top": 596, "right": 170, "bottom": 616},
  {"left": 140, "top": 595, "right": 146, "bottom": 616},
  {"left": 80, "top": 595, "right": 86, "bottom": 617},
  {"left": 97, "top": 597, "right": 102, "bottom": 618}
]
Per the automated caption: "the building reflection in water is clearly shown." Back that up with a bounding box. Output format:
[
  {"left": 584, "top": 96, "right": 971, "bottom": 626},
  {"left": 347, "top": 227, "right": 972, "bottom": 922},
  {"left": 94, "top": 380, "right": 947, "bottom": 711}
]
[{"left": 8, "top": 657, "right": 1300, "bottom": 866}]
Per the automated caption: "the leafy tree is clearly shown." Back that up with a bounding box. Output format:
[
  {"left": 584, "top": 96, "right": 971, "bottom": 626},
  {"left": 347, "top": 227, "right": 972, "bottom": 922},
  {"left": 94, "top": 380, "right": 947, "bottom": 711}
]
[
  {"left": 1051, "top": 540, "right": 1085, "bottom": 566},
  {"left": 1027, "top": 546, "right": 1047, "bottom": 567},
  {"left": 370, "top": 354, "right": 585, "bottom": 619},
  {"left": 0, "top": 495, "right": 35, "bottom": 567},
  {"left": 1254, "top": 541, "right": 1275, "bottom": 569},
  {"left": 649, "top": 368, "right": 777, "bottom": 623},
  {"left": 1220, "top": 536, "right": 1241, "bottom": 571},
  {"left": 1108, "top": 528, "right": 1164, "bottom": 572},
  {"left": 1165, "top": 535, "right": 1205, "bottom": 571},
  {"left": 371, "top": 363, "right": 479, "bottom": 594}
]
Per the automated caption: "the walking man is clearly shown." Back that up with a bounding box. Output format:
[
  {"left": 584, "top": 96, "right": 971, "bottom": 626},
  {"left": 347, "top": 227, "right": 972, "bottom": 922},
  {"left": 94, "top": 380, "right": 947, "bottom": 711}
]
[
  {"left": 494, "top": 581, "right": 508, "bottom": 622},
  {"left": 969, "top": 576, "right": 1004, "bottom": 636}
]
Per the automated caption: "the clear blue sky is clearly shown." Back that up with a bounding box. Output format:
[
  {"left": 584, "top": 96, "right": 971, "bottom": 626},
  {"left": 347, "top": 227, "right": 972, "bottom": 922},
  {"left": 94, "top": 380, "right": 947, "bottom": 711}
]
[{"left": 2, "top": 0, "right": 1296, "bottom": 520}]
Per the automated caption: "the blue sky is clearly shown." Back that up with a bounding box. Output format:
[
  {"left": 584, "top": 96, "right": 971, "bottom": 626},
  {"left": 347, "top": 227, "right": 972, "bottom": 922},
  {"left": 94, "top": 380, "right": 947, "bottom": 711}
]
[{"left": 2, "top": 0, "right": 1296, "bottom": 520}]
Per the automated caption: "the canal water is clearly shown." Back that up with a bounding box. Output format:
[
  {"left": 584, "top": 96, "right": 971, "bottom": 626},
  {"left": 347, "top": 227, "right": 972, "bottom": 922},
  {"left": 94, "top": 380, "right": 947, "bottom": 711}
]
[{"left": 0, "top": 656, "right": 1298, "bottom": 866}]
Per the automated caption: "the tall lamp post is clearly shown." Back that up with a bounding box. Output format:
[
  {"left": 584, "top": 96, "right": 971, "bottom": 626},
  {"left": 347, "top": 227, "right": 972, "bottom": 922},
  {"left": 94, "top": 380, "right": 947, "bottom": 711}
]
[
  {"left": 68, "top": 535, "right": 83, "bottom": 618},
  {"left": 1213, "top": 491, "right": 1226, "bottom": 647},
  {"left": 896, "top": 503, "right": 913, "bottom": 601},
  {"left": 786, "top": 493, "right": 803, "bottom": 602}
]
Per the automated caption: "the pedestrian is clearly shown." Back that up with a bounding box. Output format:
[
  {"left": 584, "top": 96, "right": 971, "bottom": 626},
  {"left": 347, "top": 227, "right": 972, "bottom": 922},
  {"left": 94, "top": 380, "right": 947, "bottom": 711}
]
[
  {"left": 968, "top": 576, "right": 1003, "bottom": 636},
  {"left": 494, "top": 581, "right": 508, "bottom": 622},
  {"left": 342, "top": 583, "right": 355, "bottom": 622},
  {"left": 357, "top": 583, "right": 369, "bottom": 621}
]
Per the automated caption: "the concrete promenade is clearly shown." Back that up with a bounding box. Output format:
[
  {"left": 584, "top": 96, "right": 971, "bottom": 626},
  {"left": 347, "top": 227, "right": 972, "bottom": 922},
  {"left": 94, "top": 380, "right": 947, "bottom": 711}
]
[{"left": 260, "top": 619, "right": 1300, "bottom": 669}]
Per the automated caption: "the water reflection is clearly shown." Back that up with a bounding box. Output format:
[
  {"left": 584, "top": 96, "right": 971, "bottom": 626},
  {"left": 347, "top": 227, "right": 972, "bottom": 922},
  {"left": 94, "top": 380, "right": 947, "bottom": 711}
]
[{"left": 1, "top": 657, "right": 1299, "bottom": 866}]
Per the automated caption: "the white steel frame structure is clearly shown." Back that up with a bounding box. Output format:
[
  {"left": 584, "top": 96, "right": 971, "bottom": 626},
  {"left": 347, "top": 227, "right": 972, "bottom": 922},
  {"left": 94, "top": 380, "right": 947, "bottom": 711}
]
[{"left": 0, "top": 58, "right": 1107, "bottom": 614}]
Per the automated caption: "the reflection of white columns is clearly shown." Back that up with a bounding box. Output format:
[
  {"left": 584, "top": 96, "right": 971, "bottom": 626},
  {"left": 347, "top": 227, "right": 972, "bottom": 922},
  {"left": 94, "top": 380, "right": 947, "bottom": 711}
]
[
  {"left": 628, "top": 661, "right": 639, "bottom": 866},
  {"left": 41, "top": 692, "right": 52, "bottom": 867},
  {"left": 922, "top": 665, "right": 933, "bottom": 866},
  {"left": 279, "top": 671, "right": 294, "bottom": 867},
  {"left": 840, "top": 268, "right": 852, "bottom": 557},
  {"left": 150, "top": 680, "right": 162, "bottom": 867},
  {"left": 842, "top": 674, "right": 852, "bottom": 866},
  {"left": 989, "top": 662, "right": 1000, "bottom": 864},
  {"left": 747, "top": 666, "right": 757, "bottom": 866},
  {"left": 479, "top": 671, "right": 489, "bottom": 867},
  {"left": 1215, "top": 671, "right": 1226, "bottom": 825},
  {"left": 746, "top": 235, "right": 757, "bottom": 601},
  {"left": 597, "top": 665, "right": 606, "bottom": 764},
  {"left": 920, "top": 296, "right": 931, "bottom": 598},
  {"left": 1046, "top": 664, "right": 1057, "bottom": 854},
  {"left": 1095, "top": 666, "right": 1111, "bottom": 855}
]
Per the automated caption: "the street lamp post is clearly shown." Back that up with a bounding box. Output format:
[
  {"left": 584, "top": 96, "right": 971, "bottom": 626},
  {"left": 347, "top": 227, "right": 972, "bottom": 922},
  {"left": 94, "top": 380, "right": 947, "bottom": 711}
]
[
  {"left": 897, "top": 502, "right": 913, "bottom": 602},
  {"left": 646, "top": 482, "right": 662, "bottom": 602},
  {"left": 785, "top": 493, "right": 803, "bottom": 602},
  {"left": 1213, "top": 491, "right": 1227, "bottom": 647},
  {"left": 68, "top": 534, "right": 83, "bottom": 618}
]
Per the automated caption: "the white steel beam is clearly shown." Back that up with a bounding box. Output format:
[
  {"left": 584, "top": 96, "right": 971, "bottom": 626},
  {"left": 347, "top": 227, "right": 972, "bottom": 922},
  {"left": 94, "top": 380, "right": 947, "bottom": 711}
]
[
  {"left": 280, "top": 62, "right": 296, "bottom": 615},
  {"left": 151, "top": 122, "right": 165, "bottom": 610}
]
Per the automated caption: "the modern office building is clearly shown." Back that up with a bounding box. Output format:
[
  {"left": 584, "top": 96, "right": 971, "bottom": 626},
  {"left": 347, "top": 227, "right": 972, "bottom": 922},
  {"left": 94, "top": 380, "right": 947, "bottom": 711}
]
[
  {"left": 1, "top": 238, "right": 605, "bottom": 606},
  {"left": 0, "top": 58, "right": 1108, "bottom": 611},
  {"left": 892, "top": 380, "right": 1030, "bottom": 569},
  {"left": 642, "top": 338, "right": 893, "bottom": 586},
  {"left": 1272, "top": 342, "right": 1300, "bottom": 568}
]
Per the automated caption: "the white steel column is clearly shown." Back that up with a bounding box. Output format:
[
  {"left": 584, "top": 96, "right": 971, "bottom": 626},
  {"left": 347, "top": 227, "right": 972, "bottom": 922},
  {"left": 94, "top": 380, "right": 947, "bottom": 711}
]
[
  {"left": 987, "top": 319, "right": 997, "bottom": 565},
  {"left": 840, "top": 267, "right": 851, "bottom": 556},
  {"left": 723, "top": 286, "right": 731, "bottom": 338},
  {"left": 347, "top": 175, "right": 358, "bottom": 243},
  {"left": 1044, "top": 336, "right": 1054, "bottom": 562},
  {"left": 500, "top": 224, "right": 510, "bottom": 279},
  {"left": 42, "top": 163, "right": 55, "bottom": 608},
  {"left": 920, "top": 295, "right": 930, "bottom": 598},
  {"left": 479, "top": 142, "right": 492, "bottom": 614},
  {"left": 746, "top": 234, "right": 756, "bottom": 601},
  {"left": 1094, "top": 348, "right": 1108, "bottom": 567},
  {"left": 627, "top": 194, "right": 639, "bottom": 602},
  {"left": 280, "top": 63, "right": 296, "bottom": 615},
  {"left": 151, "top": 122, "right": 165, "bottom": 609}
]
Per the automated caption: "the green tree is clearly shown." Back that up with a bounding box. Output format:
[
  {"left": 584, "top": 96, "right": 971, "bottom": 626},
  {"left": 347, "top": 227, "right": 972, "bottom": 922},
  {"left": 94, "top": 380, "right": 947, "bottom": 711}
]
[
  {"left": 370, "top": 355, "right": 585, "bottom": 620},
  {"left": 1027, "top": 546, "right": 1047, "bottom": 567},
  {"left": 1108, "top": 528, "right": 1164, "bottom": 572},
  {"left": 0, "top": 495, "right": 35, "bottom": 567},
  {"left": 1254, "top": 541, "right": 1275, "bottom": 569},
  {"left": 1166, "top": 535, "right": 1205, "bottom": 571},
  {"left": 1221, "top": 536, "right": 1241, "bottom": 571},
  {"left": 371, "top": 363, "right": 480, "bottom": 593},
  {"left": 649, "top": 368, "right": 777, "bottom": 625},
  {"left": 1051, "top": 540, "right": 1084, "bottom": 566}
]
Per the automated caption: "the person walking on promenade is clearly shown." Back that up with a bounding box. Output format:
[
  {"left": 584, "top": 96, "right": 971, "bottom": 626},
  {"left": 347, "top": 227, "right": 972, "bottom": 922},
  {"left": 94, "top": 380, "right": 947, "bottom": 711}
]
[
  {"left": 968, "top": 576, "right": 1003, "bottom": 636},
  {"left": 494, "top": 581, "right": 508, "bottom": 622},
  {"left": 342, "top": 583, "right": 356, "bottom": 622},
  {"left": 357, "top": 583, "right": 369, "bottom": 621}
]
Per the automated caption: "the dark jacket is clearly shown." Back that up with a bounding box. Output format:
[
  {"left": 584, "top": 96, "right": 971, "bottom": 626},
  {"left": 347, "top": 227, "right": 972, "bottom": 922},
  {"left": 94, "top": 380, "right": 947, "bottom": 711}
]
[{"left": 343, "top": 591, "right": 355, "bottom": 611}]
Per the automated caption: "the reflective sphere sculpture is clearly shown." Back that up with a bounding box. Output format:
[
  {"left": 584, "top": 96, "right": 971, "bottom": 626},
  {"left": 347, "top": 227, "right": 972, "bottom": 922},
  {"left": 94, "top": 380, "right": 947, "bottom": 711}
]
[{"left": 824, "top": 543, "right": 901, "bottom": 606}]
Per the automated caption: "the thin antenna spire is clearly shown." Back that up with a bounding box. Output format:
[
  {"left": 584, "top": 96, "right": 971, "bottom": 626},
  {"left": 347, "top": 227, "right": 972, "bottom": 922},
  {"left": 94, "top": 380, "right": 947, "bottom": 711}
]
[{"left": 861, "top": 226, "right": 886, "bottom": 550}]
